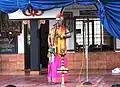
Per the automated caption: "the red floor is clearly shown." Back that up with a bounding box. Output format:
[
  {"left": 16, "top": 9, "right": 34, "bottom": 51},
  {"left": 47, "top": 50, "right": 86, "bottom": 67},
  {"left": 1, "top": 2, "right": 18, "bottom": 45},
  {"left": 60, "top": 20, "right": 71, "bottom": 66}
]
[{"left": 0, "top": 69, "right": 120, "bottom": 87}]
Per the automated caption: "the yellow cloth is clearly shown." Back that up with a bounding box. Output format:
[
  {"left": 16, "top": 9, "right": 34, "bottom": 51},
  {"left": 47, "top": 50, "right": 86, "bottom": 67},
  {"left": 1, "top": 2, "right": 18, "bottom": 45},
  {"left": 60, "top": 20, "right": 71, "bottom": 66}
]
[
  {"left": 57, "top": 25, "right": 66, "bottom": 57},
  {"left": 48, "top": 25, "right": 67, "bottom": 58}
]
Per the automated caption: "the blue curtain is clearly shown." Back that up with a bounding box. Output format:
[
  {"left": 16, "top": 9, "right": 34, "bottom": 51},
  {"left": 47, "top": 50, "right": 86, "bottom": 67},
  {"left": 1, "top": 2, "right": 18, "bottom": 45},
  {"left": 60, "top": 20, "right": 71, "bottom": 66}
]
[
  {"left": 98, "top": 1, "right": 120, "bottom": 39},
  {"left": 18, "top": 0, "right": 74, "bottom": 11},
  {"left": 30, "top": 0, "right": 73, "bottom": 10},
  {"left": 0, "top": 0, "right": 18, "bottom": 13},
  {"left": 76, "top": 0, "right": 97, "bottom": 5},
  {"left": 0, "top": 0, "right": 74, "bottom": 13},
  {"left": 18, "top": 0, "right": 30, "bottom": 11}
]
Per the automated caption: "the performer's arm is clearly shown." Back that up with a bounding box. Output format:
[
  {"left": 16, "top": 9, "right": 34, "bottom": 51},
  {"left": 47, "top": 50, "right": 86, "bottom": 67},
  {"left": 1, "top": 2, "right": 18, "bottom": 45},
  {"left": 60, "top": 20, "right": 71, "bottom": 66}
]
[
  {"left": 61, "top": 29, "right": 71, "bottom": 38},
  {"left": 48, "top": 34, "right": 52, "bottom": 47},
  {"left": 64, "top": 32, "right": 71, "bottom": 38}
]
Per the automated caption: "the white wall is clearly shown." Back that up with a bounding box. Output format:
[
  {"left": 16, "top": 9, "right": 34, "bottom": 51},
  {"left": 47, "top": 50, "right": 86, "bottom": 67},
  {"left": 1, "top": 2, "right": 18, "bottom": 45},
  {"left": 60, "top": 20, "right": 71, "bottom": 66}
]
[
  {"left": 18, "top": 23, "right": 24, "bottom": 53},
  {"left": 49, "top": 20, "right": 56, "bottom": 30},
  {"left": 66, "top": 31, "right": 74, "bottom": 50},
  {"left": 116, "top": 38, "right": 120, "bottom": 50}
]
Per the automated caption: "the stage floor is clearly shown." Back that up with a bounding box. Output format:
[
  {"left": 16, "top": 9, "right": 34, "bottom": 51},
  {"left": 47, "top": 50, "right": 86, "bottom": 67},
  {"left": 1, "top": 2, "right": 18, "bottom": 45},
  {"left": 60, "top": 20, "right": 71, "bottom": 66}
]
[{"left": 0, "top": 69, "right": 119, "bottom": 87}]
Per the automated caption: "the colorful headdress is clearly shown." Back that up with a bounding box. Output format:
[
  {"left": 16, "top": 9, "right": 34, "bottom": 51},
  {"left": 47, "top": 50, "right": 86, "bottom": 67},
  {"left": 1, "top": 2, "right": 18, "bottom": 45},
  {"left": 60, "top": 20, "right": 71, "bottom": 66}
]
[{"left": 56, "top": 13, "right": 64, "bottom": 21}]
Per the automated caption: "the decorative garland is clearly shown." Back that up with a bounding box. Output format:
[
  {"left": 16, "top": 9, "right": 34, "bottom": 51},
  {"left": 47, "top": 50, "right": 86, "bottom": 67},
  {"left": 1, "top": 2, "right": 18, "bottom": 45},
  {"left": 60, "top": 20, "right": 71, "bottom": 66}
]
[{"left": 23, "top": 6, "right": 44, "bottom": 16}]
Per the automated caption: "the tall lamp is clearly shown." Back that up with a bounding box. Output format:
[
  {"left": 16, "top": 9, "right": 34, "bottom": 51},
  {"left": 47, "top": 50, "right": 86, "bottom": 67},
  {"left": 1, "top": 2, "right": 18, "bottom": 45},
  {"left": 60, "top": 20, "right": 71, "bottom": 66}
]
[{"left": 83, "top": 19, "right": 92, "bottom": 85}]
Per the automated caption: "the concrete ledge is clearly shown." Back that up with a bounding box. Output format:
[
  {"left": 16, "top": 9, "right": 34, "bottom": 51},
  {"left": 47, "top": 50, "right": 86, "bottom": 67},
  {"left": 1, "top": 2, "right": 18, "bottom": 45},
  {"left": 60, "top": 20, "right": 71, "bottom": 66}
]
[{"left": 30, "top": 71, "right": 40, "bottom": 75}]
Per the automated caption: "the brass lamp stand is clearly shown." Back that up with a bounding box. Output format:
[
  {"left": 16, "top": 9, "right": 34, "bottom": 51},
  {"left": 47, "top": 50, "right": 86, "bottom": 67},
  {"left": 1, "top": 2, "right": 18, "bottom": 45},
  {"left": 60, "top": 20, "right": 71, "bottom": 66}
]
[{"left": 57, "top": 49, "right": 69, "bottom": 87}]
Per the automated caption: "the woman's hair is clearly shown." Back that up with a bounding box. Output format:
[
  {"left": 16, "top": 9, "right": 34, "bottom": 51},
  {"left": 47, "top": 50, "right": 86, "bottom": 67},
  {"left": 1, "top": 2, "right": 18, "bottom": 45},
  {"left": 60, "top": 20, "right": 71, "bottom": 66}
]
[{"left": 5, "top": 85, "right": 16, "bottom": 87}]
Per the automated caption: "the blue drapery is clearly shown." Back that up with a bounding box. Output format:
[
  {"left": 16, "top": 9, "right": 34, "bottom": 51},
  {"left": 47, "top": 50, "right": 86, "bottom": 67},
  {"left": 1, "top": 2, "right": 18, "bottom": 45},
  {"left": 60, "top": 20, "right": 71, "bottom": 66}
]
[
  {"left": 98, "top": 1, "right": 120, "bottom": 39},
  {"left": 18, "top": 0, "right": 30, "bottom": 12},
  {"left": 0, "top": 0, "right": 74, "bottom": 12},
  {"left": 0, "top": 0, "right": 18, "bottom": 13},
  {"left": 30, "top": 0, "right": 73, "bottom": 11},
  {"left": 76, "top": 0, "right": 97, "bottom": 5},
  {"left": 0, "top": 0, "right": 120, "bottom": 39},
  {"left": 0, "top": 0, "right": 97, "bottom": 12}
]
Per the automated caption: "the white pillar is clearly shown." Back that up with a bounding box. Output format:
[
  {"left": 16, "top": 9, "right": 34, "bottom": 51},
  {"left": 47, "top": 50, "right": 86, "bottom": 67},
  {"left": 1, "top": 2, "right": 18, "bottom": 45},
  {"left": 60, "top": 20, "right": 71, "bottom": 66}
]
[{"left": 18, "top": 23, "right": 24, "bottom": 54}]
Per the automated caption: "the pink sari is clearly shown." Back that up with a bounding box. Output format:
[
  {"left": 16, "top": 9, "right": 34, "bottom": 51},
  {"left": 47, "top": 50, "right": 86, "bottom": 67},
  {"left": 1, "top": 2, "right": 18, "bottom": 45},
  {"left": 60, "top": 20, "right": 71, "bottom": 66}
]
[{"left": 48, "top": 55, "right": 68, "bottom": 83}]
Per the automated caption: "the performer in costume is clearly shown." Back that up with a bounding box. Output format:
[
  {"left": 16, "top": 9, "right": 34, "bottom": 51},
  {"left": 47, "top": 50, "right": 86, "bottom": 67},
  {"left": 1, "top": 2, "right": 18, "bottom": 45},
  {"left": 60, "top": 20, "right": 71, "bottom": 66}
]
[{"left": 48, "top": 13, "right": 71, "bottom": 83}]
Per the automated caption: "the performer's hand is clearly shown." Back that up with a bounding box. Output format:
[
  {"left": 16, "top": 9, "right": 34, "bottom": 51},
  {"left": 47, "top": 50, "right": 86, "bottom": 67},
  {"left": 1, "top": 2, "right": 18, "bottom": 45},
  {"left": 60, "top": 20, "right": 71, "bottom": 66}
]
[
  {"left": 60, "top": 35, "right": 64, "bottom": 39},
  {"left": 47, "top": 52, "right": 50, "bottom": 58}
]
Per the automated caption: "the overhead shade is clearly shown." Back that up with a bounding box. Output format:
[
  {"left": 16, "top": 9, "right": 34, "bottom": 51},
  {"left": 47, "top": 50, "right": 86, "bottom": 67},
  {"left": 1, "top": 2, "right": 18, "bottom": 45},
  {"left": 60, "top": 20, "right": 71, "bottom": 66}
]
[
  {"left": 76, "top": 0, "right": 97, "bottom": 5},
  {"left": 98, "top": 1, "right": 120, "bottom": 39},
  {"left": 30, "top": 0, "right": 74, "bottom": 10},
  {"left": 0, "top": 0, "right": 18, "bottom": 13},
  {"left": 0, "top": 0, "right": 74, "bottom": 13},
  {"left": 18, "top": 0, "right": 30, "bottom": 12}
]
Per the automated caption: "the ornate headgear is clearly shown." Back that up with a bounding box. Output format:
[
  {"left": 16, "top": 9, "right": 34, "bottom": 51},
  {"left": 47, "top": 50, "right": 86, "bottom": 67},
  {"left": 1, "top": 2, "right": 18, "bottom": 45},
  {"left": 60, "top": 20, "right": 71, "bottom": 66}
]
[
  {"left": 40, "top": 20, "right": 45, "bottom": 24},
  {"left": 56, "top": 13, "right": 64, "bottom": 21}
]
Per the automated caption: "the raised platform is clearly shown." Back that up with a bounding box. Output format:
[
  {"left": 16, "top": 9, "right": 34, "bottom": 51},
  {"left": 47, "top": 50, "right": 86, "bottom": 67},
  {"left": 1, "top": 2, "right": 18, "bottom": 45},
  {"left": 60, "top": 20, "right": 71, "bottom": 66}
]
[{"left": 0, "top": 69, "right": 119, "bottom": 87}]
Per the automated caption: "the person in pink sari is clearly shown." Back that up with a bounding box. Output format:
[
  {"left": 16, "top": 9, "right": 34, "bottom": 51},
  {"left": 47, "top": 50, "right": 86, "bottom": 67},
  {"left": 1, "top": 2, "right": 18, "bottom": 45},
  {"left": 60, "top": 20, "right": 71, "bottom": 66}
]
[{"left": 47, "top": 13, "right": 71, "bottom": 83}]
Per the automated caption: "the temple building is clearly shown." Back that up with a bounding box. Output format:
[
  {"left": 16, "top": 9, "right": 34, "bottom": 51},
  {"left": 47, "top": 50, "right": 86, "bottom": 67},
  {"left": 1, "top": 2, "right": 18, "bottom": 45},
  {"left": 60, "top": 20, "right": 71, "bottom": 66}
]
[
  {"left": 0, "top": 4, "right": 119, "bottom": 72},
  {"left": 0, "top": 1, "right": 120, "bottom": 86}
]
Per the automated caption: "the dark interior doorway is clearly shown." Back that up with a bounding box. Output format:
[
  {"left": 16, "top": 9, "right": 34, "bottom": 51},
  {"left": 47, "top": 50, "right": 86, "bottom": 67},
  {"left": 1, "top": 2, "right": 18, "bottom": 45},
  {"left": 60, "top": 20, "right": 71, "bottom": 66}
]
[
  {"left": 39, "top": 20, "right": 49, "bottom": 68},
  {"left": 24, "top": 24, "right": 30, "bottom": 70}
]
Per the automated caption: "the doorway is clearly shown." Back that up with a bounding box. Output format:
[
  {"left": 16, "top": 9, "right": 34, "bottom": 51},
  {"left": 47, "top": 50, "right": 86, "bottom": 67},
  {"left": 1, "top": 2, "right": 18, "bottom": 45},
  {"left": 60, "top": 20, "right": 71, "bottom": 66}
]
[
  {"left": 24, "top": 20, "right": 49, "bottom": 70},
  {"left": 39, "top": 20, "right": 49, "bottom": 68}
]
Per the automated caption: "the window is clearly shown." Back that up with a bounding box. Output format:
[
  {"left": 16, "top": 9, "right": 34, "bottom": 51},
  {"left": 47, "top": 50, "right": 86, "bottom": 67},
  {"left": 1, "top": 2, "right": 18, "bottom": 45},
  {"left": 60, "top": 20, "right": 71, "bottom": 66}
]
[
  {"left": 75, "top": 18, "right": 114, "bottom": 52},
  {"left": 0, "top": 12, "right": 22, "bottom": 37}
]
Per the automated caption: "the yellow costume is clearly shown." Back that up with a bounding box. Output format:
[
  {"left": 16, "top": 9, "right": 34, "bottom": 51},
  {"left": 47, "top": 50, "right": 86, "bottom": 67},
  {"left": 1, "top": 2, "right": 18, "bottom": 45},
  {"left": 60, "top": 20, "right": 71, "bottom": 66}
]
[{"left": 56, "top": 25, "right": 67, "bottom": 57}]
